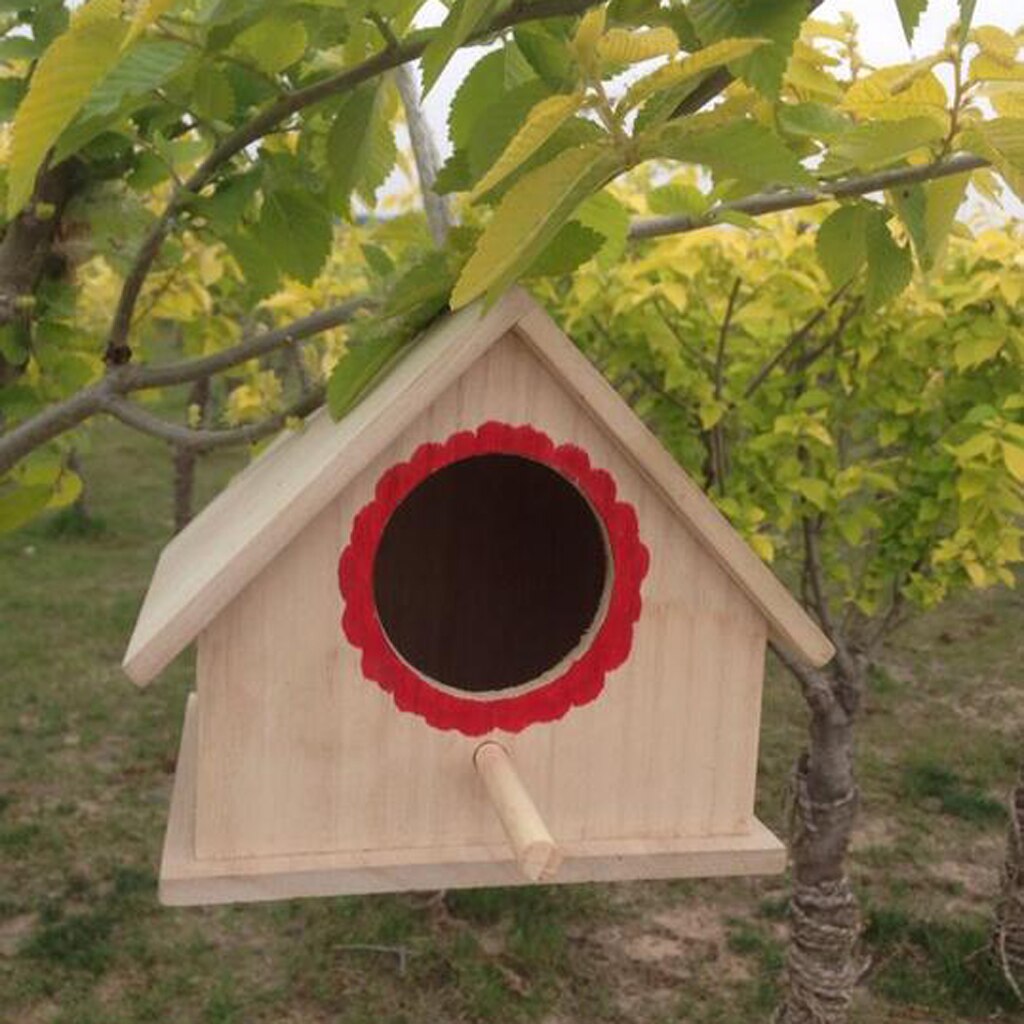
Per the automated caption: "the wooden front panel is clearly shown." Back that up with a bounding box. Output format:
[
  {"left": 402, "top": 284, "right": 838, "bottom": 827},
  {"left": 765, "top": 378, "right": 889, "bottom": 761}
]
[{"left": 194, "top": 333, "right": 767, "bottom": 861}]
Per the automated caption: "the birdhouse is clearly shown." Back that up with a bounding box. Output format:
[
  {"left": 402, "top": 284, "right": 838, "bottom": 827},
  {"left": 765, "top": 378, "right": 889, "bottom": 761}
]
[{"left": 124, "top": 289, "right": 833, "bottom": 907}]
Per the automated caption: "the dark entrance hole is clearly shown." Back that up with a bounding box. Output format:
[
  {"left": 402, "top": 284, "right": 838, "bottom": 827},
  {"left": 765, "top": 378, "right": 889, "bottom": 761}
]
[{"left": 373, "top": 454, "right": 608, "bottom": 693}]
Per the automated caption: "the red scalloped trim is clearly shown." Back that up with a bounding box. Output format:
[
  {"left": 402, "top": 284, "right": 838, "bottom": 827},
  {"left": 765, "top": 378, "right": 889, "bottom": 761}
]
[{"left": 338, "top": 422, "right": 649, "bottom": 736}]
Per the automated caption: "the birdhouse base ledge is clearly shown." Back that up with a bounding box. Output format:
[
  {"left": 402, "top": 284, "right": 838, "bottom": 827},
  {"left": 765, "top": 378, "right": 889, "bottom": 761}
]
[{"left": 159, "top": 695, "right": 786, "bottom": 907}]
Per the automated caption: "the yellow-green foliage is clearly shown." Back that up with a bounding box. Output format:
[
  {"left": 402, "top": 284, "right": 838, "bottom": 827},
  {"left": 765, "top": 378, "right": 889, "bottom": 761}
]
[{"left": 539, "top": 180, "right": 1022, "bottom": 618}]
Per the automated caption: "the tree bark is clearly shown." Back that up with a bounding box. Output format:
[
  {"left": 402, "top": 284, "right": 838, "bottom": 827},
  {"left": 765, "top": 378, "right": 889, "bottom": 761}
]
[
  {"left": 0, "top": 160, "right": 81, "bottom": 387},
  {"left": 394, "top": 64, "right": 452, "bottom": 247},
  {"left": 994, "top": 761, "right": 1024, "bottom": 1003},
  {"left": 172, "top": 376, "right": 211, "bottom": 533},
  {"left": 775, "top": 658, "right": 864, "bottom": 1024}
]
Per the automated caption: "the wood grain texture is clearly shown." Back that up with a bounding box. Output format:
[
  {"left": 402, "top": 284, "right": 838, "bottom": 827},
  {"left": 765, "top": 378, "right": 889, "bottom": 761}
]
[
  {"left": 474, "top": 741, "right": 562, "bottom": 881},
  {"left": 513, "top": 309, "right": 835, "bottom": 669},
  {"left": 123, "top": 290, "right": 536, "bottom": 685},
  {"left": 126, "top": 289, "right": 831, "bottom": 687},
  {"left": 162, "top": 695, "right": 786, "bottom": 906},
  {"left": 193, "top": 333, "right": 771, "bottom": 862}
]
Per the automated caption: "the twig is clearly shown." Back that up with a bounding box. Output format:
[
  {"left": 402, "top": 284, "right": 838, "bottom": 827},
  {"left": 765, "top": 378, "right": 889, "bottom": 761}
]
[
  {"left": 742, "top": 284, "right": 852, "bottom": 400},
  {"left": 709, "top": 277, "right": 740, "bottom": 492},
  {"left": 101, "top": 385, "right": 325, "bottom": 452},
  {"left": 627, "top": 154, "right": 989, "bottom": 242},
  {"left": 129, "top": 296, "right": 371, "bottom": 390},
  {"left": 335, "top": 943, "right": 415, "bottom": 976}
]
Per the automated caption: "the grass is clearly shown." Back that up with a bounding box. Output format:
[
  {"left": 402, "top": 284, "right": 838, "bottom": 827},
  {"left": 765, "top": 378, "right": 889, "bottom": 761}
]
[{"left": 1, "top": 418, "right": 1022, "bottom": 1022}]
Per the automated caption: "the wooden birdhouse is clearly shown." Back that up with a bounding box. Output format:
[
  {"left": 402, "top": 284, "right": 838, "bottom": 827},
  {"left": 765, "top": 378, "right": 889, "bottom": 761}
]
[{"left": 124, "top": 289, "right": 833, "bottom": 907}]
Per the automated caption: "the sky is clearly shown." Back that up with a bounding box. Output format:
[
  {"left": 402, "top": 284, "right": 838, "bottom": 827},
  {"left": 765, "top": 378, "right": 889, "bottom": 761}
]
[{"left": 406, "top": 0, "right": 1022, "bottom": 220}]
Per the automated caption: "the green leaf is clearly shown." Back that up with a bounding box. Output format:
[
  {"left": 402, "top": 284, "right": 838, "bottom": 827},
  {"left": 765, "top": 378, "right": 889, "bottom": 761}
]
[
  {"left": 421, "top": 0, "right": 498, "bottom": 96},
  {"left": 963, "top": 117, "right": 1024, "bottom": 201},
  {"left": 890, "top": 172, "right": 968, "bottom": 271},
  {"left": 643, "top": 119, "right": 814, "bottom": 187},
  {"left": 448, "top": 48, "right": 535, "bottom": 150},
  {"left": 817, "top": 204, "right": 869, "bottom": 287},
  {"left": 224, "top": 232, "right": 279, "bottom": 298},
  {"left": 954, "top": 330, "right": 1003, "bottom": 370},
  {"left": 451, "top": 143, "right": 621, "bottom": 309},
  {"left": 465, "top": 79, "right": 551, "bottom": 184},
  {"left": 327, "top": 333, "right": 407, "bottom": 420},
  {"left": 81, "top": 40, "right": 193, "bottom": 118},
  {"left": 596, "top": 26, "right": 679, "bottom": 64},
  {"left": 327, "top": 81, "right": 397, "bottom": 216},
  {"left": 791, "top": 477, "right": 830, "bottom": 510},
  {"left": 575, "top": 190, "right": 630, "bottom": 267},
  {"left": 894, "top": 0, "right": 929, "bottom": 45},
  {"left": 258, "top": 190, "right": 332, "bottom": 284},
  {"left": 433, "top": 149, "right": 473, "bottom": 194},
  {"left": 514, "top": 26, "right": 575, "bottom": 90},
  {"left": 0, "top": 37, "right": 43, "bottom": 61},
  {"left": 646, "top": 182, "right": 710, "bottom": 216},
  {"left": 381, "top": 251, "right": 453, "bottom": 320},
  {"left": 193, "top": 65, "right": 235, "bottom": 121},
  {"left": 776, "top": 101, "right": 851, "bottom": 139},
  {"left": 958, "top": 0, "right": 977, "bottom": 47},
  {"left": 126, "top": 0, "right": 181, "bottom": 46},
  {"left": 526, "top": 221, "right": 605, "bottom": 277},
  {"left": 231, "top": 14, "right": 307, "bottom": 73},
  {"left": 828, "top": 116, "right": 944, "bottom": 170},
  {"left": 618, "top": 37, "right": 768, "bottom": 115},
  {"left": 471, "top": 92, "right": 582, "bottom": 198},
  {"left": 0, "top": 481, "right": 52, "bottom": 534},
  {"left": 8, "top": 13, "right": 128, "bottom": 216},
  {"left": 689, "top": 0, "right": 806, "bottom": 98},
  {"left": 0, "top": 77, "right": 26, "bottom": 120},
  {"left": 865, "top": 209, "right": 913, "bottom": 310}
]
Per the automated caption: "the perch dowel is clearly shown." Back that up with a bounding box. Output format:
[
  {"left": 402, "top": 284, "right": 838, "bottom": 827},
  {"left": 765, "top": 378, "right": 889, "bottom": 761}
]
[{"left": 473, "top": 741, "right": 562, "bottom": 882}]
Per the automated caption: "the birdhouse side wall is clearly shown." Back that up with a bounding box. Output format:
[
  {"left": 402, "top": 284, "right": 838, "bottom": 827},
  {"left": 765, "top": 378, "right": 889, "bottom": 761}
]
[{"left": 192, "top": 332, "right": 769, "bottom": 862}]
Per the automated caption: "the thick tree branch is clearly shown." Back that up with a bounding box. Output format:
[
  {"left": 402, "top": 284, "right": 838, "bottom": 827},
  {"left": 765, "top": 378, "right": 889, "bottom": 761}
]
[
  {"left": 127, "top": 295, "right": 371, "bottom": 390},
  {"left": 770, "top": 640, "right": 836, "bottom": 717},
  {"left": 0, "top": 296, "right": 367, "bottom": 475},
  {"left": 628, "top": 153, "right": 988, "bottom": 242},
  {"left": 395, "top": 63, "right": 453, "bottom": 246},
  {"left": 0, "top": 379, "right": 115, "bottom": 475},
  {"left": 101, "top": 385, "right": 325, "bottom": 452}
]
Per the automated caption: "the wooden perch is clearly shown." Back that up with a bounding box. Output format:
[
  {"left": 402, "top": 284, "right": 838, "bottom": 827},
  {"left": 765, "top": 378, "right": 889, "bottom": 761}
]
[{"left": 473, "top": 741, "right": 562, "bottom": 882}]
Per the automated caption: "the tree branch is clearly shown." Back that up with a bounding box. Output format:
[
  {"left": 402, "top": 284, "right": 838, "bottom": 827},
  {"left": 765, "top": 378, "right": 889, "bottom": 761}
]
[
  {"left": 0, "top": 296, "right": 368, "bottom": 475},
  {"left": 101, "top": 385, "right": 325, "bottom": 452},
  {"left": 0, "top": 379, "right": 114, "bottom": 475},
  {"left": 770, "top": 640, "right": 836, "bottom": 717},
  {"left": 102, "top": 0, "right": 605, "bottom": 363},
  {"left": 394, "top": 64, "right": 453, "bottom": 246},
  {"left": 628, "top": 153, "right": 988, "bottom": 242},
  {"left": 710, "top": 277, "right": 740, "bottom": 492},
  {"left": 127, "top": 295, "right": 370, "bottom": 390},
  {"left": 742, "top": 283, "right": 853, "bottom": 400}
]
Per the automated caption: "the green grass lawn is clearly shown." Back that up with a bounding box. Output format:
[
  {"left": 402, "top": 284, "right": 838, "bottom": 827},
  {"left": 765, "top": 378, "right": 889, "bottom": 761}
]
[{"left": 1, "top": 419, "right": 1021, "bottom": 1023}]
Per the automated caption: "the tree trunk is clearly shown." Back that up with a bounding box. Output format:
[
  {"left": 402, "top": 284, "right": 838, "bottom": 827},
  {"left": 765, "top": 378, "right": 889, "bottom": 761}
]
[
  {"left": 776, "top": 665, "right": 863, "bottom": 1024},
  {"left": 172, "top": 377, "right": 211, "bottom": 533},
  {"left": 0, "top": 161, "right": 81, "bottom": 387},
  {"left": 994, "top": 762, "right": 1024, "bottom": 1003},
  {"left": 66, "top": 448, "right": 90, "bottom": 523}
]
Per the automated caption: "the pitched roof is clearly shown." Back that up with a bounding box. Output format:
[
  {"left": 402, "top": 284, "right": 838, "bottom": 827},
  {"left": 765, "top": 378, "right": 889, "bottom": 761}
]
[{"left": 124, "top": 289, "right": 833, "bottom": 685}]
